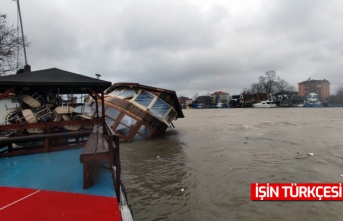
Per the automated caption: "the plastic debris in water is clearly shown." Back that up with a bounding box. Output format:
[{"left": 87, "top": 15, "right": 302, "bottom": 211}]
[
  {"left": 181, "top": 188, "right": 184, "bottom": 192},
  {"left": 307, "top": 153, "right": 314, "bottom": 156},
  {"left": 157, "top": 156, "right": 160, "bottom": 158}
]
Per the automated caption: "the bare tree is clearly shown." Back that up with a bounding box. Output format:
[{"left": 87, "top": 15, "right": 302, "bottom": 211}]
[
  {"left": 193, "top": 92, "right": 199, "bottom": 101},
  {"left": 249, "top": 82, "right": 264, "bottom": 94},
  {"left": 0, "top": 13, "right": 29, "bottom": 75},
  {"left": 259, "top": 70, "right": 278, "bottom": 95},
  {"left": 285, "top": 85, "right": 297, "bottom": 92},
  {"left": 247, "top": 70, "right": 296, "bottom": 95},
  {"left": 241, "top": 87, "right": 250, "bottom": 94}
]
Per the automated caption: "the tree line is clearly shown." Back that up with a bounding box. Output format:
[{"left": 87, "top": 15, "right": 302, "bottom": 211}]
[{"left": 243, "top": 70, "right": 296, "bottom": 95}]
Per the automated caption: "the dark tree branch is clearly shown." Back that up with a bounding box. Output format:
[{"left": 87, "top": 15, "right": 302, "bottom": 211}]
[{"left": 0, "top": 12, "right": 30, "bottom": 75}]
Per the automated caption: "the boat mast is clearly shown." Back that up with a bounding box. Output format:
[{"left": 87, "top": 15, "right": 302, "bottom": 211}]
[{"left": 14, "top": 0, "right": 29, "bottom": 68}]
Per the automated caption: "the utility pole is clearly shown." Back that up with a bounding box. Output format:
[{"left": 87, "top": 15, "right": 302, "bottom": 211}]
[{"left": 14, "top": 0, "right": 27, "bottom": 66}]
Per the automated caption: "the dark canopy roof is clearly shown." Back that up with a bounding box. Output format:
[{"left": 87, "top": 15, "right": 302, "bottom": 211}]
[{"left": 0, "top": 68, "right": 111, "bottom": 94}]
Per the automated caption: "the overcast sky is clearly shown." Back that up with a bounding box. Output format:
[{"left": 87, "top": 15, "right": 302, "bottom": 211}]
[{"left": 2, "top": 0, "right": 342, "bottom": 97}]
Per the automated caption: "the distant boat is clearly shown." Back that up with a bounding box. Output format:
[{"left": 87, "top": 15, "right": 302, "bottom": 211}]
[
  {"left": 216, "top": 102, "right": 223, "bottom": 108},
  {"left": 303, "top": 93, "right": 323, "bottom": 107},
  {"left": 296, "top": 103, "right": 304, "bottom": 107},
  {"left": 253, "top": 99, "right": 277, "bottom": 108}
]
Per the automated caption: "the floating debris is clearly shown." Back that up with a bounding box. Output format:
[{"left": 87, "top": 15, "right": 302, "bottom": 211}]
[{"left": 295, "top": 152, "right": 314, "bottom": 160}]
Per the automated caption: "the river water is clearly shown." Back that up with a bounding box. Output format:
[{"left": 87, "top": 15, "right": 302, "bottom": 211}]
[{"left": 121, "top": 108, "right": 343, "bottom": 221}]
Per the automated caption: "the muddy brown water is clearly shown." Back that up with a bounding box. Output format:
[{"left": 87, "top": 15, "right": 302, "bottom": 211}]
[{"left": 121, "top": 108, "right": 343, "bottom": 221}]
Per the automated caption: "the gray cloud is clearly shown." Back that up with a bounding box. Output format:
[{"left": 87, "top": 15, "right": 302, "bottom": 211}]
[{"left": 2, "top": 0, "right": 342, "bottom": 97}]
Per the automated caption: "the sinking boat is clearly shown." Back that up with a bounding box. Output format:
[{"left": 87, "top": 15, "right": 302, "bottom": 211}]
[
  {"left": 0, "top": 68, "right": 133, "bottom": 220},
  {"left": 92, "top": 82, "right": 185, "bottom": 143},
  {"left": 252, "top": 99, "right": 277, "bottom": 108}
]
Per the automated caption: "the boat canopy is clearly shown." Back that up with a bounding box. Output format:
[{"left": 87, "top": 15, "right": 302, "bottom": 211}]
[{"left": 0, "top": 68, "right": 111, "bottom": 94}]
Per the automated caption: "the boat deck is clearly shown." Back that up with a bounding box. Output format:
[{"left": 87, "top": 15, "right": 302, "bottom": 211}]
[
  {"left": 0, "top": 148, "right": 122, "bottom": 220},
  {"left": 0, "top": 186, "right": 121, "bottom": 221}
]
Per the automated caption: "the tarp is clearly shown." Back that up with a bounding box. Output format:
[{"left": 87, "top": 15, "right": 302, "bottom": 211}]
[{"left": 0, "top": 68, "right": 111, "bottom": 94}]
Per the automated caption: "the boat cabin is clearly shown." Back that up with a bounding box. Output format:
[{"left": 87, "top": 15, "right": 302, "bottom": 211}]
[{"left": 99, "top": 83, "right": 184, "bottom": 142}]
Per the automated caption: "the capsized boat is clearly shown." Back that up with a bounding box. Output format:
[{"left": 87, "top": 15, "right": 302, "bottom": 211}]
[
  {"left": 252, "top": 99, "right": 277, "bottom": 108},
  {"left": 91, "top": 82, "right": 185, "bottom": 143}
]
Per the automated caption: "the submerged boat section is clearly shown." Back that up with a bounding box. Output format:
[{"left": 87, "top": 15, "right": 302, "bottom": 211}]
[{"left": 95, "top": 83, "right": 184, "bottom": 143}]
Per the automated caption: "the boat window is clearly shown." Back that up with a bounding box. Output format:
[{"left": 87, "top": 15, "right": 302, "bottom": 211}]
[
  {"left": 105, "top": 117, "right": 115, "bottom": 127},
  {"left": 266, "top": 102, "right": 270, "bottom": 104},
  {"left": 114, "top": 114, "right": 137, "bottom": 137},
  {"left": 119, "top": 89, "right": 136, "bottom": 99},
  {"left": 109, "top": 89, "right": 137, "bottom": 99},
  {"left": 105, "top": 107, "right": 120, "bottom": 119},
  {"left": 165, "top": 108, "right": 177, "bottom": 123},
  {"left": 116, "top": 123, "right": 131, "bottom": 136},
  {"left": 132, "top": 133, "right": 146, "bottom": 142},
  {"left": 134, "top": 91, "right": 154, "bottom": 108},
  {"left": 120, "top": 114, "right": 137, "bottom": 127},
  {"left": 133, "top": 134, "right": 146, "bottom": 141},
  {"left": 108, "top": 89, "right": 122, "bottom": 97},
  {"left": 138, "top": 124, "right": 151, "bottom": 137},
  {"left": 149, "top": 98, "right": 170, "bottom": 119}
]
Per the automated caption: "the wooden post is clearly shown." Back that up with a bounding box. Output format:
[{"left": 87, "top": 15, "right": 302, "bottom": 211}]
[
  {"left": 44, "top": 125, "right": 50, "bottom": 152},
  {"left": 83, "top": 162, "right": 89, "bottom": 189},
  {"left": 101, "top": 91, "right": 106, "bottom": 134},
  {"left": 113, "top": 135, "right": 121, "bottom": 202},
  {"left": 44, "top": 139, "right": 49, "bottom": 152}
]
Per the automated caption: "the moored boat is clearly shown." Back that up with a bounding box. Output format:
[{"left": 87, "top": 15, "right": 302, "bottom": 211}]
[
  {"left": 303, "top": 93, "right": 323, "bottom": 107},
  {"left": 0, "top": 68, "right": 133, "bottom": 220},
  {"left": 252, "top": 99, "right": 277, "bottom": 108}
]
